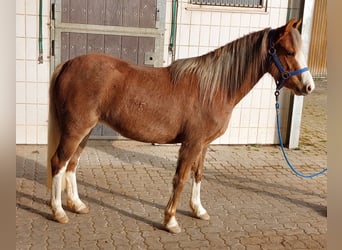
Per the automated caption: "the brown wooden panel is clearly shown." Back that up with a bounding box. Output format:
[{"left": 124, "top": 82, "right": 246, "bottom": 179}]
[
  {"left": 138, "top": 37, "right": 155, "bottom": 65},
  {"left": 87, "top": 0, "right": 105, "bottom": 25},
  {"left": 139, "top": 0, "right": 156, "bottom": 28},
  {"left": 62, "top": 0, "right": 156, "bottom": 28},
  {"left": 57, "top": 0, "right": 158, "bottom": 138},
  {"left": 308, "top": 0, "right": 327, "bottom": 78},
  {"left": 69, "top": 0, "right": 87, "bottom": 24},
  {"left": 105, "top": 0, "right": 123, "bottom": 26},
  {"left": 91, "top": 125, "right": 103, "bottom": 136},
  {"left": 92, "top": 123, "right": 118, "bottom": 137},
  {"left": 87, "top": 34, "right": 105, "bottom": 53},
  {"left": 61, "top": 34, "right": 154, "bottom": 64},
  {"left": 60, "top": 32, "right": 70, "bottom": 63},
  {"left": 121, "top": 36, "right": 138, "bottom": 64},
  {"left": 61, "top": 0, "right": 69, "bottom": 23},
  {"left": 122, "top": 0, "right": 140, "bottom": 27},
  {"left": 69, "top": 33, "right": 87, "bottom": 58},
  {"left": 102, "top": 124, "right": 118, "bottom": 136},
  {"left": 104, "top": 35, "right": 122, "bottom": 57}
]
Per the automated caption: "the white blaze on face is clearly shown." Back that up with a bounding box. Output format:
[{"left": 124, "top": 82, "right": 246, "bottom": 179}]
[
  {"left": 295, "top": 49, "right": 315, "bottom": 93},
  {"left": 292, "top": 30, "right": 315, "bottom": 94}
]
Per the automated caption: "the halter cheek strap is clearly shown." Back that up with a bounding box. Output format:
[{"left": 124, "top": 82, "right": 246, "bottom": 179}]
[{"left": 268, "top": 30, "right": 309, "bottom": 90}]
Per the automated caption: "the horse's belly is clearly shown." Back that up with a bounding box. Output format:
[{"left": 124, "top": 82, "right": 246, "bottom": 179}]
[{"left": 101, "top": 109, "right": 183, "bottom": 144}]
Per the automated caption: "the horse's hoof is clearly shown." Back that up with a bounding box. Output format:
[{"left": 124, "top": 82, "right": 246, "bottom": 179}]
[
  {"left": 67, "top": 200, "right": 89, "bottom": 214},
  {"left": 164, "top": 216, "right": 181, "bottom": 234},
  {"left": 166, "top": 224, "right": 182, "bottom": 234},
  {"left": 54, "top": 212, "right": 69, "bottom": 224},
  {"left": 190, "top": 203, "right": 210, "bottom": 220},
  {"left": 198, "top": 212, "right": 210, "bottom": 221},
  {"left": 76, "top": 206, "right": 89, "bottom": 214}
]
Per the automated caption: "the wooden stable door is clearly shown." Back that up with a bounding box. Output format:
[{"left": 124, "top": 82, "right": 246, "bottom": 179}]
[
  {"left": 51, "top": 0, "right": 165, "bottom": 138},
  {"left": 307, "top": 0, "right": 327, "bottom": 78}
]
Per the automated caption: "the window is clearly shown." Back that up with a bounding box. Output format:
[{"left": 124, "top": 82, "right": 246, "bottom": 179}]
[{"left": 190, "top": 0, "right": 265, "bottom": 8}]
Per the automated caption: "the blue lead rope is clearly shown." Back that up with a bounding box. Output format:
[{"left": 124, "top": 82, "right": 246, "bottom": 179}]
[{"left": 275, "top": 91, "right": 328, "bottom": 178}]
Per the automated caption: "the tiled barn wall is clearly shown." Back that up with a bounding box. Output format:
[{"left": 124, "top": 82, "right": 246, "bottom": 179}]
[
  {"left": 163, "top": 0, "right": 292, "bottom": 144},
  {"left": 16, "top": 0, "right": 50, "bottom": 144},
  {"left": 16, "top": 0, "right": 293, "bottom": 144}
]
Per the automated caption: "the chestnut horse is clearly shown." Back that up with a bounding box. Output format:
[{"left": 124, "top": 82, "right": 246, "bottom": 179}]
[{"left": 47, "top": 19, "right": 314, "bottom": 233}]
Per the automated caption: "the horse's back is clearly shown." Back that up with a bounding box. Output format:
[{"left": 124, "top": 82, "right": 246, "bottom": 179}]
[
  {"left": 54, "top": 53, "right": 171, "bottom": 107},
  {"left": 53, "top": 53, "right": 193, "bottom": 143}
]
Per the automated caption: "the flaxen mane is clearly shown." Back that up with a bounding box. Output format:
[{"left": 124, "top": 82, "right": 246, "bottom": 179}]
[{"left": 169, "top": 28, "right": 271, "bottom": 101}]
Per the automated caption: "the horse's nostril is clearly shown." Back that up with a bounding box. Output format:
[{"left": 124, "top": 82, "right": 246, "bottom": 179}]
[{"left": 306, "top": 84, "right": 313, "bottom": 94}]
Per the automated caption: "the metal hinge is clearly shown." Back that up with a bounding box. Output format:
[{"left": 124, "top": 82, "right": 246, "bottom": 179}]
[
  {"left": 51, "top": 40, "right": 55, "bottom": 56},
  {"left": 51, "top": 3, "right": 55, "bottom": 20},
  {"left": 155, "top": 8, "right": 160, "bottom": 22}
]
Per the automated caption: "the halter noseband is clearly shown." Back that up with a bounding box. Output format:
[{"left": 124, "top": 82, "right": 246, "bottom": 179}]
[{"left": 268, "top": 30, "right": 309, "bottom": 91}]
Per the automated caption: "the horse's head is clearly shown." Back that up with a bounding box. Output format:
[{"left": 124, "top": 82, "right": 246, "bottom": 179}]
[{"left": 268, "top": 18, "right": 315, "bottom": 96}]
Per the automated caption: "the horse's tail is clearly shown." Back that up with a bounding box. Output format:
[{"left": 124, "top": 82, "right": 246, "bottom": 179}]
[{"left": 47, "top": 62, "right": 66, "bottom": 190}]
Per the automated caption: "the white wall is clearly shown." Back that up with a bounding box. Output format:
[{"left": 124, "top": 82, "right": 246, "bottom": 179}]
[
  {"left": 16, "top": 0, "right": 293, "bottom": 145},
  {"left": 163, "top": 0, "right": 292, "bottom": 144}
]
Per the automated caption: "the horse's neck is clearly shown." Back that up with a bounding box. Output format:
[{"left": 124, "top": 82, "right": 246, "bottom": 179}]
[
  {"left": 231, "top": 62, "right": 268, "bottom": 106},
  {"left": 221, "top": 30, "right": 270, "bottom": 105}
]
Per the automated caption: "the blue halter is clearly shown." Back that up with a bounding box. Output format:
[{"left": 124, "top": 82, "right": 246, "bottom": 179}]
[
  {"left": 268, "top": 30, "right": 309, "bottom": 90},
  {"left": 269, "top": 30, "right": 327, "bottom": 178}
]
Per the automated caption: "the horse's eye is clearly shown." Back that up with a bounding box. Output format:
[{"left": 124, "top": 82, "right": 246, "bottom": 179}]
[{"left": 286, "top": 51, "right": 295, "bottom": 57}]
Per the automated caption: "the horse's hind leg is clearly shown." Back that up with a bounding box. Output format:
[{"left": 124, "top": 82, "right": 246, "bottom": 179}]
[
  {"left": 190, "top": 145, "right": 210, "bottom": 220},
  {"left": 65, "top": 133, "right": 90, "bottom": 214},
  {"left": 50, "top": 131, "right": 91, "bottom": 223}
]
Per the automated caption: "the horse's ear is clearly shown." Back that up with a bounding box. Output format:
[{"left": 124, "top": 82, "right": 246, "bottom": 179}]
[
  {"left": 285, "top": 18, "right": 297, "bottom": 32},
  {"left": 274, "top": 18, "right": 301, "bottom": 44},
  {"left": 293, "top": 19, "right": 302, "bottom": 29},
  {"left": 285, "top": 18, "right": 301, "bottom": 31}
]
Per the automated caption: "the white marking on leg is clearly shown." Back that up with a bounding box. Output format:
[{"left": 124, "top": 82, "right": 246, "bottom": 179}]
[
  {"left": 65, "top": 157, "right": 88, "bottom": 213},
  {"left": 165, "top": 216, "right": 181, "bottom": 233},
  {"left": 166, "top": 216, "right": 178, "bottom": 228},
  {"left": 51, "top": 161, "right": 68, "bottom": 222},
  {"left": 190, "top": 179, "right": 208, "bottom": 219}
]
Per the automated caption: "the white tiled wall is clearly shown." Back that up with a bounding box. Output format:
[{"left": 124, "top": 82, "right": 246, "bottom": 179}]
[
  {"left": 16, "top": 0, "right": 292, "bottom": 145},
  {"left": 163, "top": 0, "right": 291, "bottom": 144},
  {"left": 16, "top": 0, "right": 50, "bottom": 144}
]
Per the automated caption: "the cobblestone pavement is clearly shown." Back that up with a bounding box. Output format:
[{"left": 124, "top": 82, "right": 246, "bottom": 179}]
[{"left": 16, "top": 81, "right": 327, "bottom": 249}]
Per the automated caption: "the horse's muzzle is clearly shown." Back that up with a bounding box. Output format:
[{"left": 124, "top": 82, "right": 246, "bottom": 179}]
[{"left": 305, "top": 82, "right": 315, "bottom": 95}]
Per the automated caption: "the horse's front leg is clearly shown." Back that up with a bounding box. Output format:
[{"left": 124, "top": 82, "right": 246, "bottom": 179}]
[
  {"left": 190, "top": 146, "right": 210, "bottom": 220},
  {"left": 164, "top": 143, "right": 202, "bottom": 234}
]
